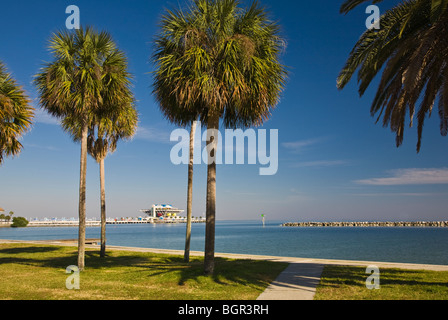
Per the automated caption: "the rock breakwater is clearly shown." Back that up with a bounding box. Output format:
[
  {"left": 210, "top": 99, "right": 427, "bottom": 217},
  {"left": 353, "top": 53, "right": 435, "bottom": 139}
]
[{"left": 282, "top": 221, "right": 448, "bottom": 227}]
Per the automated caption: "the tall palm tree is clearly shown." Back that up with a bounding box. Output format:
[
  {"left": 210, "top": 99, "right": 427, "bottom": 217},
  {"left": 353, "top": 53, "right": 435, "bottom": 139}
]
[
  {"left": 337, "top": 0, "right": 448, "bottom": 152},
  {"left": 152, "top": 0, "right": 287, "bottom": 274},
  {"left": 34, "top": 27, "right": 120, "bottom": 270},
  {"left": 0, "top": 61, "right": 34, "bottom": 165},
  {"left": 150, "top": 89, "right": 198, "bottom": 263},
  {"left": 184, "top": 120, "right": 197, "bottom": 263}
]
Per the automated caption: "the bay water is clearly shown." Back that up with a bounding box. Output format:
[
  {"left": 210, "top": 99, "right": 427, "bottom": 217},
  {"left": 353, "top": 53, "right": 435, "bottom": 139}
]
[{"left": 1, "top": 220, "right": 448, "bottom": 265}]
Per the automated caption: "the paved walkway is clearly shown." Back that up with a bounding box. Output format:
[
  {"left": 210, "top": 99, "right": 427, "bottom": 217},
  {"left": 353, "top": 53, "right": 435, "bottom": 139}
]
[
  {"left": 2, "top": 239, "right": 448, "bottom": 300},
  {"left": 257, "top": 262, "right": 324, "bottom": 300}
]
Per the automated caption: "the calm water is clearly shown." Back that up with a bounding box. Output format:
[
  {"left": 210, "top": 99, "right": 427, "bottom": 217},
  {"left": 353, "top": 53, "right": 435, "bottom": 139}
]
[{"left": 1, "top": 220, "right": 448, "bottom": 265}]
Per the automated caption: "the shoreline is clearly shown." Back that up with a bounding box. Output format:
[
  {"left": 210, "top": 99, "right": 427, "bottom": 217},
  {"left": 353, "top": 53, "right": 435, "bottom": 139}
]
[
  {"left": 21, "top": 218, "right": 206, "bottom": 227},
  {"left": 1, "top": 239, "right": 448, "bottom": 271}
]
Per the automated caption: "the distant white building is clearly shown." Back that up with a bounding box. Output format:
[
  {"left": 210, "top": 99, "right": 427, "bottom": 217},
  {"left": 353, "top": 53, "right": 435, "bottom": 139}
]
[{"left": 140, "top": 204, "right": 184, "bottom": 219}]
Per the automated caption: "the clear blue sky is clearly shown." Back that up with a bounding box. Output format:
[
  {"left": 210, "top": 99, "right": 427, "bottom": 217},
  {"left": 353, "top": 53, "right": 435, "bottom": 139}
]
[{"left": 1, "top": 0, "right": 448, "bottom": 222}]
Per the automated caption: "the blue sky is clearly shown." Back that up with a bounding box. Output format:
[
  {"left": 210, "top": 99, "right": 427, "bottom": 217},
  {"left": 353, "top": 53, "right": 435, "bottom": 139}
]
[{"left": 1, "top": 0, "right": 448, "bottom": 222}]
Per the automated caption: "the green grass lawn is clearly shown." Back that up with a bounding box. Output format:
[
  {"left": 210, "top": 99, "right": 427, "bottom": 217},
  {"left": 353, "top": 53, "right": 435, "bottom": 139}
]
[
  {"left": 2, "top": 242, "right": 448, "bottom": 300},
  {"left": 0, "top": 243, "right": 288, "bottom": 300},
  {"left": 315, "top": 265, "right": 448, "bottom": 300}
]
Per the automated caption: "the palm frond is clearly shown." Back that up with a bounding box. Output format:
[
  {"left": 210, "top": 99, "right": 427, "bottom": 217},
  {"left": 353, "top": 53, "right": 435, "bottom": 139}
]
[
  {"left": 338, "top": 0, "right": 448, "bottom": 152},
  {"left": 340, "top": 0, "right": 385, "bottom": 14},
  {"left": 0, "top": 61, "right": 34, "bottom": 165}
]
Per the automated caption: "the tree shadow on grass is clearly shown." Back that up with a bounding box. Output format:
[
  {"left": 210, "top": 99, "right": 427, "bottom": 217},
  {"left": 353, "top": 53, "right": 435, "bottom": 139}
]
[
  {"left": 40, "top": 250, "right": 162, "bottom": 270},
  {"left": 0, "top": 246, "right": 60, "bottom": 255},
  {"left": 0, "top": 243, "right": 286, "bottom": 294},
  {"left": 131, "top": 256, "right": 287, "bottom": 290},
  {"left": 320, "top": 265, "right": 448, "bottom": 288},
  {"left": 0, "top": 244, "right": 152, "bottom": 269},
  {"left": 44, "top": 249, "right": 284, "bottom": 294},
  {"left": 0, "top": 246, "right": 65, "bottom": 266}
]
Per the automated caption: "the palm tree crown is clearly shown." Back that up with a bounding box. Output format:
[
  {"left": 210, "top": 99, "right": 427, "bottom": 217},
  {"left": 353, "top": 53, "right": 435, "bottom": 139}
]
[
  {"left": 0, "top": 61, "right": 34, "bottom": 165},
  {"left": 60, "top": 47, "right": 138, "bottom": 159},
  {"left": 152, "top": 0, "right": 287, "bottom": 128},
  {"left": 34, "top": 27, "right": 119, "bottom": 122}
]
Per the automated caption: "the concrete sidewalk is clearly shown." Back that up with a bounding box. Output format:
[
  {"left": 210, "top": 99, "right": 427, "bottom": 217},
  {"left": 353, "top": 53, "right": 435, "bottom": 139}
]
[{"left": 257, "top": 262, "right": 324, "bottom": 300}]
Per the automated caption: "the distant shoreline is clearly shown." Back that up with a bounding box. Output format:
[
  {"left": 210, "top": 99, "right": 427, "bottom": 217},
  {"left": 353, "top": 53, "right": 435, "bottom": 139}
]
[
  {"left": 282, "top": 221, "right": 448, "bottom": 227},
  {"left": 15, "top": 217, "right": 207, "bottom": 228}
]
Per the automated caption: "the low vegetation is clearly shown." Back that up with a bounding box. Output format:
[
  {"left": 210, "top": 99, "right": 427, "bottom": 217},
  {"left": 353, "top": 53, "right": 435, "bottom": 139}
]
[{"left": 10, "top": 217, "right": 29, "bottom": 228}]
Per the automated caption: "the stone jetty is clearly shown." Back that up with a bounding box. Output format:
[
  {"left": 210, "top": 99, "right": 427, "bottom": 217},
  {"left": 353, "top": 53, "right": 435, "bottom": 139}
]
[{"left": 282, "top": 221, "right": 448, "bottom": 227}]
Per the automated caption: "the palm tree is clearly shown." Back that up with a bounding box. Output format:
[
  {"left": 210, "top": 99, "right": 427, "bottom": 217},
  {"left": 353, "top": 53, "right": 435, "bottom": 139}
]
[
  {"left": 184, "top": 120, "right": 197, "bottom": 262},
  {"left": 34, "top": 27, "right": 120, "bottom": 270},
  {"left": 337, "top": 0, "right": 448, "bottom": 152},
  {"left": 152, "top": 0, "right": 287, "bottom": 274},
  {"left": 0, "top": 61, "right": 34, "bottom": 165},
  {"left": 150, "top": 91, "right": 198, "bottom": 263}
]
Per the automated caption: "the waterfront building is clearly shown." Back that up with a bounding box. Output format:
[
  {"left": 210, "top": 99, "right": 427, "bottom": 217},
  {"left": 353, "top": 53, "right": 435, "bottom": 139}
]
[{"left": 140, "top": 204, "right": 184, "bottom": 219}]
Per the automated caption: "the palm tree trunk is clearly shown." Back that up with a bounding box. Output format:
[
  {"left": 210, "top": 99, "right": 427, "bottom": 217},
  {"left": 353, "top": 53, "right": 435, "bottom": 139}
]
[
  {"left": 184, "top": 121, "right": 197, "bottom": 263},
  {"left": 77, "top": 123, "right": 88, "bottom": 271},
  {"left": 204, "top": 113, "right": 219, "bottom": 275},
  {"left": 99, "top": 157, "right": 106, "bottom": 258}
]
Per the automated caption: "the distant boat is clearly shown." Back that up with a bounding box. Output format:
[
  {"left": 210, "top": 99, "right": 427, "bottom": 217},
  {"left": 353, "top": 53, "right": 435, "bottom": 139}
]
[{"left": 140, "top": 204, "right": 184, "bottom": 219}]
